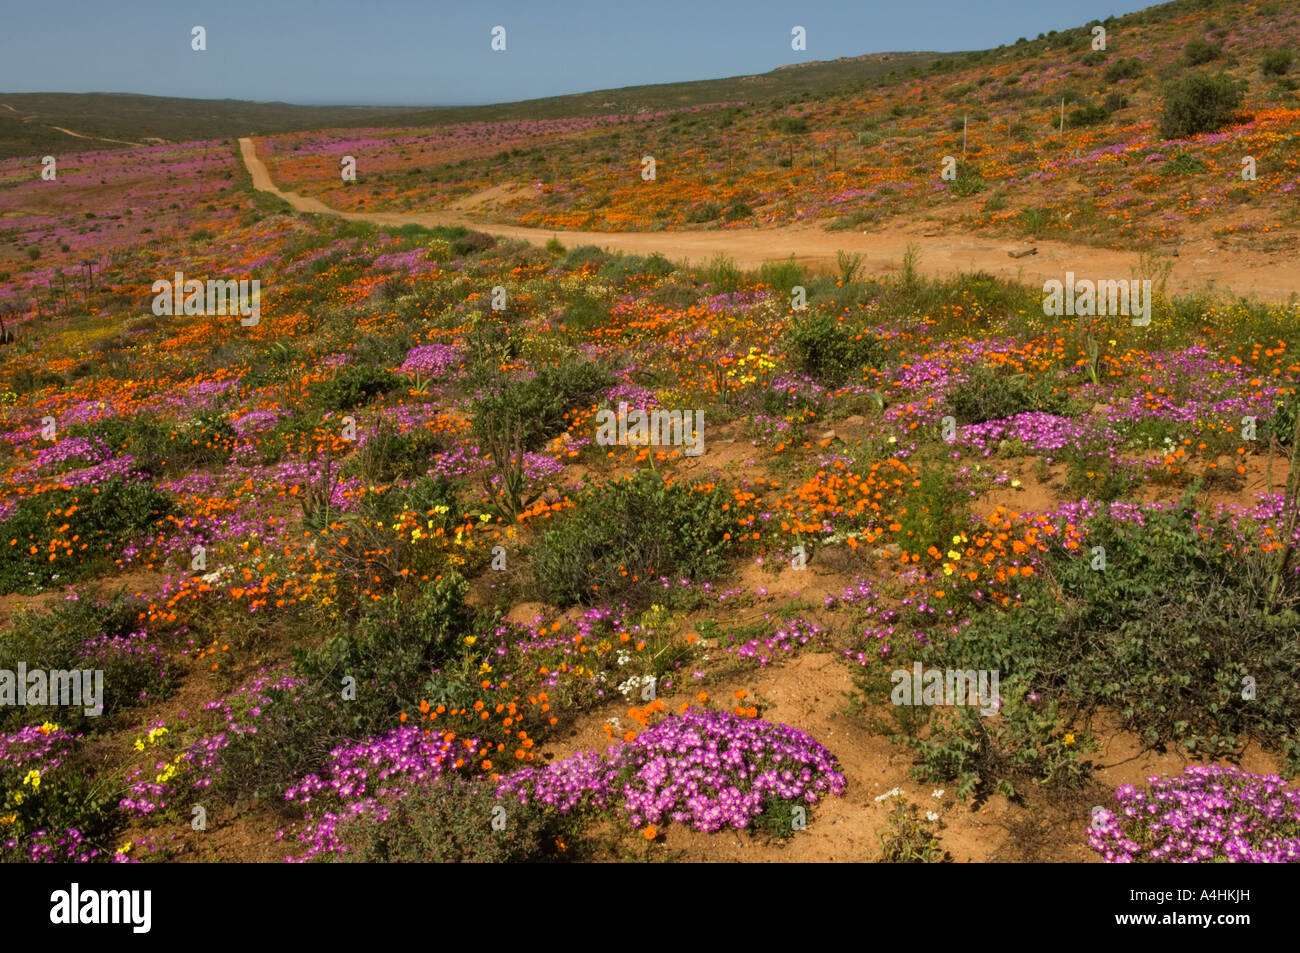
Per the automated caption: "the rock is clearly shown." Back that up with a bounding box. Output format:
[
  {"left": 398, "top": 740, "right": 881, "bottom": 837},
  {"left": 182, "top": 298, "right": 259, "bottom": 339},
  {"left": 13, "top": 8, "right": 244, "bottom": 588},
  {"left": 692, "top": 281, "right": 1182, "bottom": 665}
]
[
  {"left": 872, "top": 543, "right": 902, "bottom": 559},
  {"left": 843, "top": 415, "right": 867, "bottom": 428},
  {"left": 820, "top": 429, "right": 841, "bottom": 443},
  {"left": 1090, "top": 403, "right": 1112, "bottom": 415},
  {"left": 815, "top": 545, "right": 860, "bottom": 573},
  {"left": 1008, "top": 246, "right": 1038, "bottom": 259},
  {"left": 505, "top": 602, "right": 547, "bottom": 626}
]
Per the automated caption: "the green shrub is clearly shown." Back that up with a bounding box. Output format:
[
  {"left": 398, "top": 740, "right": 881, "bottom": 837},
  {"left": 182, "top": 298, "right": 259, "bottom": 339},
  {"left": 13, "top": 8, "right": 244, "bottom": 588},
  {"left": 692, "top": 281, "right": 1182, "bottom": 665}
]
[
  {"left": 207, "top": 677, "right": 351, "bottom": 804},
  {"left": 1159, "top": 72, "right": 1245, "bottom": 139},
  {"left": 559, "top": 290, "right": 608, "bottom": 330},
  {"left": 534, "top": 470, "right": 736, "bottom": 606},
  {"left": 773, "top": 116, "right": 810, "bottom": 134},
  {"left": 0, "top": 594, "right": 173, "bottom": 732},
  {"left": 559, "top": 245, "right": 611, "bottom": 271},
  {"left": 758, "top": 256, "right": 805, "bottom": 296},
  {"left": 1067, "top": 102, "right": 1112, "bottom": 127},
  {"left": 1262, "top": 49, "right": 1294, "bottom": 77},
  {"left": 874, "top": 795, "right": 950, "bottom": 862},
  {"left": 0, "top": 734, "right": 118, "bottom": 862},
  {"left": 788, "top": 313, "right": 882, "bottom": 388},
  {"left": 450, "top": 230, "right": 497, "bottom": 257},
  {"left": 167, "top": 410, "right": 238, "bottom": 467},
  {"left": 309, "top": 364, "right": 402, "bottom": 411},
  {"left": 950, "top": 161, "right": 986, "bottom": 196},
  {"left": 894, "top": 459, "right": 971, "bottom": 554},
  {"left": 1103, "top": 91, "right": 1130, "bottom": 112},
  {"left": 700, "top": 254, "right": 743, "bottom": 292},
  {"left": 1017, "top": 206, "right": 1055, "bottom": 235},
  {"left": 0, "top": 480, "right": 173, "bottom": 593},
  {"left": 646, "top": 282, "right": 701, "bottom": 308},
  {"left": 1183, "top": 38, "right": 1222, "bottom": 66},
  {"left": 596, "top": 253, "right": 674, "bottom": 285},
  {"left": 1261, "top": 391, "right": 1299, "bottom": 446},
  {"left": 948, "top": 366, "right": 1070, "bottom": 424},
  {"left": 928, "top": 504, "right": 1300, "bottom": 775},
  {"left": 887, "top": 677, "right": 1096, "bottom": 800},
  {"left": 293, "top": 572, "right": 471, "bottom": 737},
  {"left": 8, "top": 368, "right": 64, "bottom": 394},
  {"left": 1160, "top": 151, "right": 1208, "bottom": 176},
  {"left": 685, "top": 202, "right": 722, "bottom": 223},
  {"left": 359, "top": 474, "right": 462, "bottom": 527},
  {"left": 334, "top": 775, "right": 582, "bottom": 862},
  {"left": 1104, "top": 57, "right": 1144, "bottom": 82},
  {"left": 472, "top": 361, "right": 613, "bottom": 451},
  {"left": 349, "top": 420, "right": 447, "bottom": 482},
  {"left": 723, "top": 202, "right": 755, "bottom": 222}
]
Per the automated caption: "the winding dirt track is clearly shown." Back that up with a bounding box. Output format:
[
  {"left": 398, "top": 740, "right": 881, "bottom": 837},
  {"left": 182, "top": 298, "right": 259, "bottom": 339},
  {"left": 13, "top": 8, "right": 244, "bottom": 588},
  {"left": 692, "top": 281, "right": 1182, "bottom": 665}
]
[
  {"left": 47, "top": 125, "right": 142, "bottom": 147},
  {"left": 239, "top": 137, "right": 1299, "bottom": 301}
]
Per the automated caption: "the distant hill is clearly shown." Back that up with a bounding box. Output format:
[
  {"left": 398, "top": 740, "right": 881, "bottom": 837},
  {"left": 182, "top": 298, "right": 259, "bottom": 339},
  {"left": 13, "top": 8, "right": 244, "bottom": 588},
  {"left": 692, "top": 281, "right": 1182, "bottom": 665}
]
[{"left": 0, "top": 51, "right": 946, "bottom": 160}]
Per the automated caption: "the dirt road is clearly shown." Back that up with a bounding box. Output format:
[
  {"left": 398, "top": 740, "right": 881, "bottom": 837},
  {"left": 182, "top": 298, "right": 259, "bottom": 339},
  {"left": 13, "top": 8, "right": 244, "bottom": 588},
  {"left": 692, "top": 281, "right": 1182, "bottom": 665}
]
[
  {"left": 238, "top": 137, "right": 1298, "bottom": 301},
  {"left": 48, "top": 125, "right": 142, "bottom": 147}
]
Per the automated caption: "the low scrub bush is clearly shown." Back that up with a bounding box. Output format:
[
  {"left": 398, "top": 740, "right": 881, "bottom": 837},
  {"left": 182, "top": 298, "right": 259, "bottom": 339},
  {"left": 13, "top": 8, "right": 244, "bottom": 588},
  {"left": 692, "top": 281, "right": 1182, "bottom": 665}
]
[
  {"left": 1159, "top": 72, "right": 1245, "bottom": 139},
  {"left": 0, "top": 480, "right": 173, "bottom": 593},
  {"left": 472, "top": 360, "right": 613, "bottom": 451},
  {"left": 534, "top": 470, "right": 737, "bottom": 606},
  {"left": 788, "top": 313, "right": 882, "bottom": 387},
  {"left": 948, "top": 365, "right": 1071, "bottom": 424}
]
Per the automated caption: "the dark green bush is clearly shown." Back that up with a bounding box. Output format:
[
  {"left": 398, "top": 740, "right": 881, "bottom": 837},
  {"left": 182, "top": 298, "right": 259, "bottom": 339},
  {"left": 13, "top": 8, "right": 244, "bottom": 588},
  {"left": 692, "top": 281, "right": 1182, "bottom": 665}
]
[
  {"left": 335, "top": 775, "right": 583, "bottom": 862},
  {"left": 1067, "top": 102, "right": 1112, "bottom": 127},
  {"left": 472, "top": 361, "right": 613, "bottom": 451},
  {"left": 724, "top": 202, "right": 755, "bottom": 222},
  {"left": 294, "top": 572, "right": 471, "bottom": 736},
  {"left": 0, "top": 594, "right": 173, "bottom": 732},
  {"left": 559, "top": 245, "right": 612, "bottom": 271},
  {"left": 534, "top": 470, "right": 736, "bottom": 606},
  {"left": 758, "top": 256, "right": 805, "bottom": 296},
  {"left": 8, "top": 368, "right": 64, "bottom": 394},
  {"left": 597, "top": 253, "right": 675, "bottom": 285},
  {"left": 350, "top": 421, "right": 447, "bottom": 482},
  {"left": 685, "top": 202, "right": 722, "bottom": 223},
  {"left": 949, "top": 505, "right": 1297, "bottom": 772},
  {"left": 0, "top": 480, "right": 173, "bottom": 593},
  {"left": 450, "top": 230, "right": 497, "bottom": 257},
  {"left": 1262, "top": 48, "right": 1294, "bottom": 77},
  {"left": 1104, "top": 58, "right": 1144, "bottom": 82},
  {"left": 788, "top": 313, "right": 882, "bottom": 387},
  {"left": 1159, "top": 72, "right": 1245, "bottom": 139},
  {"left": 948, "top": 365, "right": 1071, "bottom": 424},
  {"left": 310, "top": 364, "right": 402, "bottom": 411},
  {"left": 1183, "top": 38, "right": 1222, "bottom": 66},
  {"left": 773, "top": 116, "right": 810, "bottom": 134},
  {"left": 559, "top": 290, "right": 608, "bottom": 330}
]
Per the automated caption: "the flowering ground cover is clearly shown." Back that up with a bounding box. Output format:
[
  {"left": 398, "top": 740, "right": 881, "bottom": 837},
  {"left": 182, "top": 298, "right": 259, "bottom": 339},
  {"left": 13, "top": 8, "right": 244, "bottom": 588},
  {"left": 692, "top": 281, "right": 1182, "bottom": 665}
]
[
  {"left": 256, "top": 0, "right": 1300, "bottom": 252},
  {"left": 3, "top": 0, "right": 1300, "bottom": 866}
]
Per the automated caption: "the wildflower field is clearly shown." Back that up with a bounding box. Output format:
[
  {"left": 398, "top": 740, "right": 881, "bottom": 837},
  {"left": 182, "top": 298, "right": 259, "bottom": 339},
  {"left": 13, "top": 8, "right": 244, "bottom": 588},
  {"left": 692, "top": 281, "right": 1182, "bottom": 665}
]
[{"left": 2, "top": 0, "right": 1299, "bottom": 868}]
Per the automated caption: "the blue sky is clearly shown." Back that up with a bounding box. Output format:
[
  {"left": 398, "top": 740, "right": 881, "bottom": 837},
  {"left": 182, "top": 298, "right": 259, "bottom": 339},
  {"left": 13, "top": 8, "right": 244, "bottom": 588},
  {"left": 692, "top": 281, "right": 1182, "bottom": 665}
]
[{"left": 0, "top": 0, "right": 1159, "bottom": 106}]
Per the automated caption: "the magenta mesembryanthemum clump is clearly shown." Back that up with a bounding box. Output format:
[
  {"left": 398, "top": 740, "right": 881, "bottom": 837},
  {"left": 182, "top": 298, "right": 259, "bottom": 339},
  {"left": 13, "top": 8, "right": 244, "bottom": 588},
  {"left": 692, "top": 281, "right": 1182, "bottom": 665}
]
[{"left": 1089, "top": 764, "right": 1300, "bottom": 863}]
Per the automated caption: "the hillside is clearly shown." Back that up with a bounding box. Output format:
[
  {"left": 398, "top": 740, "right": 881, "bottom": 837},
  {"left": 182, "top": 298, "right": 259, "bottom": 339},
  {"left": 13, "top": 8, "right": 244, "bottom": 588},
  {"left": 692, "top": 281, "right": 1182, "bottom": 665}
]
[
  {"left": 253, "top": 0, "right": 1300, "bottom": 256},
  {"left": 0, "top": 50, "right": 944, "bottom": 161}
]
